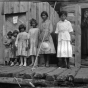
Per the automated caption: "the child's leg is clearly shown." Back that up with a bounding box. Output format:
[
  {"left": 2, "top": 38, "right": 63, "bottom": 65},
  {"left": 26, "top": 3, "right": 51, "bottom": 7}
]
[
  {"left": 58, "top": 58, "right": 62, "bottom": 67},
  {"left": 19, "top": 56, "right": 23, "bottom": 66},
  {"left": 46, "top": 54, "right": 49, "bottom": 67},
  {"left": 23, "top": 57, "right": 27, "bottom": 66},
  {"left": 30, "top": 56, "right": 35, "bottom": 66},
  {"left": 66, "top": 58, "right": 70, "bottom": 69}
]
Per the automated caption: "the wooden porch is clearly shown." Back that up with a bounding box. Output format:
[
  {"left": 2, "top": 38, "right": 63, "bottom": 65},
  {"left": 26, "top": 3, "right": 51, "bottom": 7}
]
[{"left": 0, "top": 65, "right": 88, "bottom": 87}]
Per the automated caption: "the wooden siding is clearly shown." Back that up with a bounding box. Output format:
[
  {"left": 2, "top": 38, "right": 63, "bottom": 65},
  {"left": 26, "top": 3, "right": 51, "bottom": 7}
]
[{"left": 3, "top": 2, "right": 59, "bottom": 31}]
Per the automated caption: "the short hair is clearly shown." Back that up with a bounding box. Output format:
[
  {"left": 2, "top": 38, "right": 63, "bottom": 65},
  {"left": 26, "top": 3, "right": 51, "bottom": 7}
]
[
  {"left": 18, "top": 24, "right": 26, "bottom": 32},
  {"left": 59, "top": 11, "right": 67, "bottom": 17},
  {"left": 30, "top": 18, "right": 38, "bottom": 26},
  {"left": 7, "top": 31, "right": 13, "bottom": 36},
  {"left": 41, "top": 11, "right": 48, "bottom": 17},
  {"left": 13, "top": 30, "right": 19, "bottom": 35}
]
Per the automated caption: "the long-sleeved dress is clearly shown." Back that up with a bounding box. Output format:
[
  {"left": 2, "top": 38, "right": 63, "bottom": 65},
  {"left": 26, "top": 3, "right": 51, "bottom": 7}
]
[
  {"left": 15, "top": 32, "right": 29, "bottom": 57},
  {"left": 28, "top": 28, "right": 39, "bottom": 56},
  {"left": 55, "top": 19, "right": 73, "bottom": 57},
  {"left": 39, "top": 20, "right": 56, "bottom": 54}
]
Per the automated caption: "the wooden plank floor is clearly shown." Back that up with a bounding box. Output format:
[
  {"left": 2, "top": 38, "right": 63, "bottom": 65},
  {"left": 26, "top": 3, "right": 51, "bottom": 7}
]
[{"left": 0, "top": 66, "right": 88, "bottom": 84}]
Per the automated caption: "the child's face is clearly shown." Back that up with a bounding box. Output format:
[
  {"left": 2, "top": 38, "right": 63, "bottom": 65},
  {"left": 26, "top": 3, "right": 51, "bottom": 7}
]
[
  {"left": 20, "top": 28, "right": 25, "bottom": 32},
  {"left": 32, "top": 21, "right": 36, "bottom": 28},
  {"left": 41, "top": 14, "right": 47, "bottom": 21},
  {"left": 60, "top": 14, "right": 67, "bottom": 21},
  {"left": 13, "top": 33, "right": 18, "bottom": 37}
]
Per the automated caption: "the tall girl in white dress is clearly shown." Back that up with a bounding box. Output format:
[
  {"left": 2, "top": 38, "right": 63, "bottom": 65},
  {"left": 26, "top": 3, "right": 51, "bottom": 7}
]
[{"left": 55, "top": 11, "right": 73, "bottom": 68}]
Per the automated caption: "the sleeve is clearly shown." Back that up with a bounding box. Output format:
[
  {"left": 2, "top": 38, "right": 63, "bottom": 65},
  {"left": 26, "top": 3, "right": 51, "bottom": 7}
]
[
  {"left": 15, "top": 34, "right": 19, "bottom": 47},
  {"left": 55, "top": 23, "right": 59, "bottom": 34},
  {"left": 68, "top": 21, "right": 73, "bottom": 32}
]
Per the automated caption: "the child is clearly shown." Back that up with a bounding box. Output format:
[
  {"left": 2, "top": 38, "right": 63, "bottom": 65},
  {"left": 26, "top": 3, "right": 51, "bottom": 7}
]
[
  {"left": 39, "top": 11, "right": 56, "bottom": 67},
  {"left": 10, "top": 30, "right": 19, "bottom": 66},
  {"left": 55, "top": 11, "right": 73, "bottom": 69},
  {"left": 28, "top": 18, "right": 39, "bottom": 66},
  {"left": 4, "top": 31, "right": 13, "bottom": 65},
  {"left": 15, "top": 24, "right": 29, "bottom": 66}
]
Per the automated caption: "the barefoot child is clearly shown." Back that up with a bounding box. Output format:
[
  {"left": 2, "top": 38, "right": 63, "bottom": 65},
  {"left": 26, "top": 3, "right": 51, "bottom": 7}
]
[
  {"left": 15, "top": 24, "right": 29, "bottom": 66},
  {"left": 28, "top": 18, "right": 39, "bottom": 66}
]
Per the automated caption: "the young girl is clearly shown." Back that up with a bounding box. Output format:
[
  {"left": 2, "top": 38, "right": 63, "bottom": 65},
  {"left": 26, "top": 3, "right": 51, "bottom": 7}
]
[
  {"left": 4, "top": 31, "right": 13, "bottom": 65},
  {"left": 10, "top": 30, "right": 19, "bottom": 66},
  {"left": 15, "top": 24, "right": 29, "bottom": 66},
  {"left": 55, "top": 11, "right": 73, "bottom": 69},
  {"left": 39, "top": 11, "right": 56, "bottom": 67},
  {"left": 28, "top": 18, "right": 39, "bottom": 66}
]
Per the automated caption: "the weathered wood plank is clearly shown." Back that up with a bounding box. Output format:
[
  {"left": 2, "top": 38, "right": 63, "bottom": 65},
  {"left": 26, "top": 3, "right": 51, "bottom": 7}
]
[
  {"left": 75, "top": 68, "right": 88, "bottom": 78},
  {"left": 0, "top": 77, "right": 32, "bottom": 85},
  {"left": 0, "top": 2, "right": 5, "bottom": 64},
  {"left": 31, "top": 2, "right": 37, "bottom": 20},
  {"left": 4, "top": 2, "right": 9, "bottom": 14},
  {"left": 13, "top": 2, "right": 20, "bottom": 13},
  {"left": 20, "top": 2, "right": 27, "bottom": 12},
  {"left": 35, "top": 67, "right": 56, "bottom": 74},
  {"left": 47, "top": 68, "right": 66, "bottom": 76},
  {"left": 21, "top": 67, "right": 46, "bottom": 74},
  {"left": 75, "top": 5, "right": 81, "bottom": 67},
  {"left": 0, "top": 66, "right": 21, "bottom": 73},
  {"left": 58, "top": 67, "right": 80, "bottom": 78}
]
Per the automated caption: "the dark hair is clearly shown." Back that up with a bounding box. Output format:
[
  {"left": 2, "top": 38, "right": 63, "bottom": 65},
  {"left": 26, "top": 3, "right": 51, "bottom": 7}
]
[
  {"left": 18, "top": 24, "right": 26, "bottom": 32},
  {"left": 30, "top": 18, "right": 38, "bottom": 26},
  {"left": 41, "top": 11, "right": 48, "bottom": 17},
  {"left": 59, "top": 11, "right": 67, "bottom": 17},
  {"left": 13, "top": 30, "right": 19, "bottom": 35},
  {"left": 7, "top": 31, "right": 13, "bottom": 36}
]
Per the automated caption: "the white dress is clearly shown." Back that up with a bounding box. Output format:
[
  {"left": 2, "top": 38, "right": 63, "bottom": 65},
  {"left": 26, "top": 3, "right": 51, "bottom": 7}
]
[
  {"left": 55, "top": 20, "right": 73, "bottom": 57},
  {"left": 15, "top": 32, "right": 29, "bottom": 57},
  {"left": 28, "top": 28, "right": 39, "bottom": 56}
]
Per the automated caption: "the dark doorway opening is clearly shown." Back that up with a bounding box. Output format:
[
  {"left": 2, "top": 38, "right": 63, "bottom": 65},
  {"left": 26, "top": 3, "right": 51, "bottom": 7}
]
[{"left": 81, "top": 8, "right": 88, "bottom": 65}]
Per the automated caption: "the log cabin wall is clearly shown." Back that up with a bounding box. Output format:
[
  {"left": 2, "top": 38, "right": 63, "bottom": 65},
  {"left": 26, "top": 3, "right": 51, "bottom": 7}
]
[{"left": 1, "top": 2, "right": 59, "bottom": 64}]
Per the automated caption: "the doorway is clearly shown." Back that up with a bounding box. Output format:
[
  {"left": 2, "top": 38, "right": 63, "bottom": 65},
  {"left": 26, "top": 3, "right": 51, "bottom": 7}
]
[{"left": 81, "top": 8, "right": 88, "bottom": 65}]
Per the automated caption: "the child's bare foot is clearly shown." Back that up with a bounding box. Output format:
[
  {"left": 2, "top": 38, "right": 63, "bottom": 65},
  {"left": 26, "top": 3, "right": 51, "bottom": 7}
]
[
  {"left": 23, "top": 64, "right": 26, "bottom": 66},
  {"left": 29, "top": 64, "right": 33, "bottom": 67},
  {"left": 19, "top": 63, "right": 23, "bottom": 66}
]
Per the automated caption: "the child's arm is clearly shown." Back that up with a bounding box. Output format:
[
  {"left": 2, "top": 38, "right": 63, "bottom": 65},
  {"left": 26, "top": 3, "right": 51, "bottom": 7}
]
[{"left": 15, "top": 34, "right": 19, "bottom": 47}]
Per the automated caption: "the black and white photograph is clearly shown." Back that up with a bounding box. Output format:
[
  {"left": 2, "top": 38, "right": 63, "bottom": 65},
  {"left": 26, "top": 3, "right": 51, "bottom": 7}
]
[{"left": 0, "top": 0, "right": 88, "bottom": 87}]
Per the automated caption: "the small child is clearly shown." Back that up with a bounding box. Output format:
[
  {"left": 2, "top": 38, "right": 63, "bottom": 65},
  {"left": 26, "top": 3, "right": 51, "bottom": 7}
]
[
  {"left": 4, "top": 31, "right": 13, "bottom": 65},
  {"left": 28, "top": 18, "right": 39, "bottom": 66},
  {"left": 10, "top": 30, "right": 19, "bottom": 66},
  {"left": 15, "top": 24, "right": 29, "bottom": 66}
]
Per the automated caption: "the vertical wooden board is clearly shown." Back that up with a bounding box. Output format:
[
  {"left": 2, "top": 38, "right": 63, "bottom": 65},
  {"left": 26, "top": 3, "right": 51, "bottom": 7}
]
[
  {"left": 46, "top": 2, "right": 50, "bottom": 19},
  {"left": 20, "top": 1, "right": 27, "bottom": 12},
  {"left": 50, "top": 5, "right": 55, "bottom": 26},
  {"left": 4, "top": 2, "right": 9, "bottom": 14},
  {"left": 38, "top": 2, "right": 43, "bottom": 27},
  {"left": 0, "top": 2, "right": 5, "bottom": 64},
  {"left": 31, "top": 2, "right": 37, "bottom": 20},
  {"left": 42, "top": 2, "right": 46, "bottom": 11},
  {"left": 75, "top": 5, "right": 81, "bottom": 67},
  {"left": 13, "top": 2, "right": 20, "bottom": 13},
  {"left": 26, "top": 2, "right": 32, "bottom": 31},
  {"left": 36, "top": 3, "right": 39, "bottom": 26}
]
